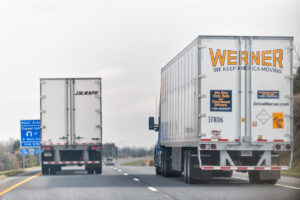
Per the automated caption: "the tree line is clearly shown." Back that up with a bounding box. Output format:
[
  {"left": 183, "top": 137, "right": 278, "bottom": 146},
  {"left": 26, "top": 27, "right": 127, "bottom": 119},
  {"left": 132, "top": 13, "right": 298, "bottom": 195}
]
[{"left": 0, "top": 139, "right": 37, "bottom": 171}]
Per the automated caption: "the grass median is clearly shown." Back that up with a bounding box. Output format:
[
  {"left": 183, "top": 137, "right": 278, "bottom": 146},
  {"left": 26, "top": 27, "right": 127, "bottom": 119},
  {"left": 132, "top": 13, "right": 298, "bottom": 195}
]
[
  {"left": 0, "top": 169, "right": 25, "bottom": 179},
  {"left": 0, "top": 166, "right": 40, "bottom": 179},
  {"left": 281, "top": 168, "right": 300, "bottom": 178}
]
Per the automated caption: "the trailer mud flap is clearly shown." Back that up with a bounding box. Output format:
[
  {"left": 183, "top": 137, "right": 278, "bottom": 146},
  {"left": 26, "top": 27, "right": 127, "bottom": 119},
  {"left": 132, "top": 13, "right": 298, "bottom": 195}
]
[
  {"left": 258, "top": 170, "right": 280, "bottom": 180},
  {"left": 190, "top": 153, "right": 212, "bottom": 181}
]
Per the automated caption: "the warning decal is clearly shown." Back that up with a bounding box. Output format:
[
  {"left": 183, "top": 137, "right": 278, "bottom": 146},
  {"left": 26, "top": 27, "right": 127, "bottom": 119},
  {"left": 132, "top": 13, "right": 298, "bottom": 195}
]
[
  {"left": 273, "top": 113, "right": 284, "bottom": 129},
  {"left": 210, "top": 90, "right": 232, "bottom": 112}
]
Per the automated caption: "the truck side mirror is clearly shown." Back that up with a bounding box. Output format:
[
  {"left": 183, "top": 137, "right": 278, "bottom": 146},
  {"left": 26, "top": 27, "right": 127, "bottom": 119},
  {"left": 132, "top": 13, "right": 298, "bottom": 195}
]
[{"left": 149, "top": 117, "right": 155, "bottom": 130}]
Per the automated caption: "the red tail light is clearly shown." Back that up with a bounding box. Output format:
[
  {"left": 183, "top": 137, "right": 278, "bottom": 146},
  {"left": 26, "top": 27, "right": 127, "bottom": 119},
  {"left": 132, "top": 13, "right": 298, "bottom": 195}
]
[
  {"left": 275, "top": 144, "right": 281, "bottom": 150},
  {"left": 200, "top": 144, "right": 206, "bottom": 149},
  {"left": 46, "top": 146, "right": 51, "bottom": 150},
  {"left": 97, "top": 146, "right": 101, "bottom": 149},
  {"left": 211, "top": 144, "right": 216, "bottom": 149},
  {"left": 93, "top": 146, "right": 96, "bottom": 150},
  {"left": 286, "top": 144, "right": 291, "bottom": 150},
  {"left": 42, "top": 147, "right": 46, "bottom": 150}
]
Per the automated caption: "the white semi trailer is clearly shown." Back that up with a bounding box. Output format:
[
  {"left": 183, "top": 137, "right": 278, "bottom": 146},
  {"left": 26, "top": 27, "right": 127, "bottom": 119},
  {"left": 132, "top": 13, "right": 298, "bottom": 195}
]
[
  {"left": 40, "top": 78, "right": 102, "bottom": 175},
  {"left": 149, "top": 35, "right": 294, "bottom": 184}
]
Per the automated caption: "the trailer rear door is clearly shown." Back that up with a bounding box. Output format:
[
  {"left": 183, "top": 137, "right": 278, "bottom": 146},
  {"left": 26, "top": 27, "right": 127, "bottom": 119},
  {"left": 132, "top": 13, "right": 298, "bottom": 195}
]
[
  {"left": 41, "top": 79, "right": 69, "bottom": 144},
  {"left": 72, "top": 78, "right": 102, "bottom": 145},
  {"left": 199, "top": 37, "right": 242, "bottom": 142},
  {"left": 250, "top": 38, "right": 293, "bottom": 143}
]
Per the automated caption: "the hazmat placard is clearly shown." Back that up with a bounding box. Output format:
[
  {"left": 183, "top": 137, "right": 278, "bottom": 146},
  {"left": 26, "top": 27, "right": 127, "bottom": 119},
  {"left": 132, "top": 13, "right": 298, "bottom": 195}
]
[{"left": 273, "top": 113, "right": 284, "bottom": 129}]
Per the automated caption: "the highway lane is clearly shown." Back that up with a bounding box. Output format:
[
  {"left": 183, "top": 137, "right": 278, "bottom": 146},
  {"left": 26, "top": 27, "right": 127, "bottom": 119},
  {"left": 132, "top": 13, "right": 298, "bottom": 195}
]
[{"left": 0, "top": 165, "right": 299, "bottom": 200}]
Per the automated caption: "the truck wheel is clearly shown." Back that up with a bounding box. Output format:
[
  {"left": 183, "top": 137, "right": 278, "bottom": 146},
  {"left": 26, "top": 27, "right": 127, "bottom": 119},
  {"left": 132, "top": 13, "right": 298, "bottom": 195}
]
[
  {"left": 155, "top": 166, "right": 161, "bottom": 175},
  {"left": 50, "top": 167, "right": 57, "bottom": 175},
  {"left": 87, "top": 169, "right": 94, "bottom": 174},
  {"left": 223, "top": 171, "right": 233, "bottom": 177},
  {"left": 161, "top": 149, "right": 170, "bottom": 177},
  {"left": 42, "top": 166, "right": 49, "bottom": 175},
  {"left": 249, "top": 171, "right": 278, "bottom": 184},
  {"left": 184, "top": 150, "right": 195, "bottom": 184},
  {"left": 95, "top": 166, "right": 102, "bottom": 174}
]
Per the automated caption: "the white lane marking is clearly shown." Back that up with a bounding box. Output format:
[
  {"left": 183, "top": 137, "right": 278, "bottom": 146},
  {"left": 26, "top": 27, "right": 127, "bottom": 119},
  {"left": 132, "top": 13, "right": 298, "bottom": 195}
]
[
  {"left": 133, "top": 178, "right": 140, "bottom": 182},
  {"left": 123, "top": 173, "right": 128, "bottom": 176},
  {"left": 147, "top": 187, "right": 158, "bottom": 192},
  {"left": 233, "top": 176, "right": 300, "bottom": 190},
  {"left": 118, "top": 169, "right": 122, "bottom": 172},
  {"left": 113, "top": 167, "right": 117, "bottom": 170},
  {"left": 275, "top": 184, "right": 300, "bottom": 190}
]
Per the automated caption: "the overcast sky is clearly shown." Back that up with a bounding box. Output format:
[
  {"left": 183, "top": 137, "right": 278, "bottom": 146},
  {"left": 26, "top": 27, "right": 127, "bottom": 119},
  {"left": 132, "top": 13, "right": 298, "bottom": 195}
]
[{"left": 0, "top": 0, "right": 299, "bottom": 148}]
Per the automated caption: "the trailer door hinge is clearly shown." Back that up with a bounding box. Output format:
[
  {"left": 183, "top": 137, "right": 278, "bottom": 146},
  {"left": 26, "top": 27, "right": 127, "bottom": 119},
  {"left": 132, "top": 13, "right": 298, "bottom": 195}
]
[
  {"left": 40, "top": 95, "right": 47, "bottom": 99},
  {"left": 198, "top": 45, "right": 207, "bottom": 48},
  {"left": 198, "top": 94, "right": 206, "bottom": 98},
  {"left": 40, "top": 110, "right": 46, "bottom": 114},
  {"left": 198, "top": 113, "right": 206, "bottom": 118},
  {"left": 284, "top": 75, "right": 294, "bottom": 80},
  {"left": 95, "top": 109, "right": 101, "bottom": 113},
  {"left": 285, "top": 95, "right": 293, "bottom": 99}
]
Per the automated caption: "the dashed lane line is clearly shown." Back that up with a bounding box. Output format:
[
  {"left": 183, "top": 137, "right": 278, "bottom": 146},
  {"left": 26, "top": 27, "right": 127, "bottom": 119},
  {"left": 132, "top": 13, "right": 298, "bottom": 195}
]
[
  {"left": 123, "top": 173, "right": 128, "bottom": 176},
  {"left": 133, "top": 178, "right": 140, "bottom": 182},
  {"left": 147, "top": 187, "right": 158, "bottom": 192}
]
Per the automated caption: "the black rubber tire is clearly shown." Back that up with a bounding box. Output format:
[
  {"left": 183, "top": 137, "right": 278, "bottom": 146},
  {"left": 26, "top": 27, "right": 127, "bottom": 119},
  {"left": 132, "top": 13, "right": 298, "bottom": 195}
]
[
  {"left": 95, "top": 166, "right": 102, "bottom": 174},
  {"left": 249, "top": 171, "right": 278, "bottom": 184},
  {"left": 87, "top": 169, "right": 94, "bottom": 174},
  {"left": 42, "top": 166, "right": 49, "bottom": 175},
  {"left": 223, "top": 171, "right": 233, "bottom": 177},
  {"left": 186, "top": 150, "right": 196, "bottom": 184},
  {"left": 50, "top": 167, "right": 56, "bottom": 175},
  {"left": 184, "top": 150, "right": 195, "bottom": 184},
  {"left": 161, "top": 149, "right": 170, "bottom": 177},
  {"left": 155, "top": 167, "right": 161, "bottom": 175}
]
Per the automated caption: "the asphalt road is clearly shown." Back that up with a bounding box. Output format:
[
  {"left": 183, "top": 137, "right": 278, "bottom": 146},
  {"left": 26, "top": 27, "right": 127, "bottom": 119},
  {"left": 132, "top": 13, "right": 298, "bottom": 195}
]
[{"left": 0, "top": 165, "right": 299, "bottom": 200}]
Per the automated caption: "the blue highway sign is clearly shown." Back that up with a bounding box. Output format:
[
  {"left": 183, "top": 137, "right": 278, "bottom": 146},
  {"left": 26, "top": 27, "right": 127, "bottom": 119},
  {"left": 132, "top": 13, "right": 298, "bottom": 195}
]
[
  {"left": 20, "top": 120, "right": 41, "bottom": 147},
  {"left": 20, "top": 149, "right": 28, "bottom": 155},
  {"left": 35, "top": 148, "right": 42, "bottom": 155},
  {"left": 29, "top": 148, "right": 35, "bottom": 155}
]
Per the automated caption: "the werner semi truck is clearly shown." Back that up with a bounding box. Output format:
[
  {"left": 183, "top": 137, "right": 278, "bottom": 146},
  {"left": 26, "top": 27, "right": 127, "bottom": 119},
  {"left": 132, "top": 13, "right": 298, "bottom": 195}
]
[
  {"left": 149, "top": 35, "right": 294, "bottom": 184},
  {"left": 40, "top": 78, "right": 102, "bottom": 175}
]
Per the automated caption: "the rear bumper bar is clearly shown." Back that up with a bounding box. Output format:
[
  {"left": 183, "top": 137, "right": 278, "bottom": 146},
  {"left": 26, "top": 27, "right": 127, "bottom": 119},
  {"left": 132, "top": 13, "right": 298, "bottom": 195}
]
[{"left": 43, "top": 161, "right": 101, "bottom": 165}]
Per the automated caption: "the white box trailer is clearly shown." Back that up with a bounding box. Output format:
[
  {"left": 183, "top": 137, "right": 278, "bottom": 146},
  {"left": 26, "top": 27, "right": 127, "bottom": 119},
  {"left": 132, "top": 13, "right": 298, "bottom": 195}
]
[
  {"left": 40, "top": 78, "right": 102, "bottom": 175},
  {"left": 149, "top": 35, "right": 293, "bottom": 184}
]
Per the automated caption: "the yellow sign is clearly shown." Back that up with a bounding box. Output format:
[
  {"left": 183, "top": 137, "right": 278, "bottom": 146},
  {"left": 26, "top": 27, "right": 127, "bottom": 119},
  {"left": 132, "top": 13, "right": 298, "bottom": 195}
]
[{"left": 273, "top": 113, "right": 284, "bottom": 129}]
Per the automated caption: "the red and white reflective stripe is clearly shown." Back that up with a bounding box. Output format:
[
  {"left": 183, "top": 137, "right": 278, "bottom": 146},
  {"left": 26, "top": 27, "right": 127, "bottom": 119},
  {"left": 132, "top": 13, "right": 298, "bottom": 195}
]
[
  {"left": 41, "top": 142, "right": 100, "bottom": 145},
  {"left": 43, "top": 161, "right": 101, "bottom": 165},
  {"left": 199, "top": 166, "right": 289, "bottom": 170},
  {"left": 273, "top": 139, "right": 285, "bottom": 142},
  {"left": 257, "top": 139, "right": 268, "bottom": 142},
  {"left": 200, "top": 139, "right": 236, "bottom": 142}
]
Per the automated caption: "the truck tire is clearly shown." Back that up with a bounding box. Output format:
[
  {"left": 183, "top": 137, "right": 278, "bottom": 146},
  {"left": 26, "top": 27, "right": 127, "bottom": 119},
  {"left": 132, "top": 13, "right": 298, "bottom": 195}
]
[
  {"left": 42, "top": 165, "right": 49, "bottom": 175},
  {"left": 87, "top": 169, "right": 94, "bottom": 174},
  {"left": 161, "top": 148, "right": 171, "bottom": 177},
  {"left": 213, "top": 170, "right": 233, "bottom": 177},
  {"left": 184, "top": 150, "right": 195, "bottom": 184},
  {"left": 248, "top": 171, "right": 279, "bottom": 184},
  {"left": 95, "top": 165, "right": 102, "bottom": 174},
  {"left": 155, "top": 166, "right": 161, "bottom": 175},
  {"left": 50, "top": 167, "right": 57, "bottom": 175}
]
